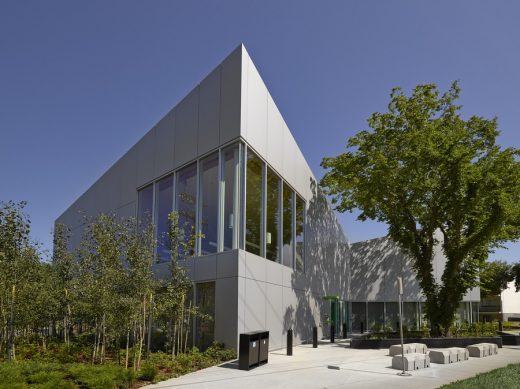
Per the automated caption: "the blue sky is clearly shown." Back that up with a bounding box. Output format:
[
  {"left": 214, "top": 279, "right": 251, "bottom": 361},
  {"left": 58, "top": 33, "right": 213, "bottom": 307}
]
[{"left": 0, "top": 1, "right": 518, "bottom": 262}]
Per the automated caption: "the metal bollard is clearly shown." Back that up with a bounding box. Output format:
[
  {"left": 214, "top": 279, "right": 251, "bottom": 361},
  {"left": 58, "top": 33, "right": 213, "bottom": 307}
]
[
  {"left": 313, "top": 326, "right": 318, "bottom": 348},
  {"left": 287, "top": 329, "right": 293, "bottom": 356},
  {"left": 330, "top": 325, "right": 335, "bottom": 343},
  {"left": 342, "top": 323, "right": 347, "bottom": 339}
]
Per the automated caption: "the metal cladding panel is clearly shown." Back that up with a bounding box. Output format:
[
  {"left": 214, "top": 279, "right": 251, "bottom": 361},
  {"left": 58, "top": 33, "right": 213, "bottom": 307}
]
[
  {"left": 198, "top": 67, "right": 221, "bottom": 155},
  {"left": 266, "top": 95, "right": 284, "bottom": 174},
  {"left": 154, "top": 109, "right": 175, "bottom": 178},
  {"left": 215, "top": 277, "right": 239, "bottom": 350},
  {"left": 244, "top": 278, "right": 266, "bottom": 332},
  {"left": 216, "top": 250, "right": 239, "bottom": 278},
  {"left": 265, "top": 283, "right": 284, "bottom": 349},
  {"left": 243, "top": 57, "right": 268, "bottom": 157},
  {"left": 174, "top": 88, "right": 199, "bottom": 167},
  {"left": 220, "top": 45, "right": 243, "bottom": 145},
  {"left": 244, "top": 251, "right": 267, "bottom": 282},
  {"left": 193, "top": 255, "right": 217, "bottom": 282},
  {"left": 136, "top": 128, "right": 155, "bottom": 188},
  {"left": 118, "top": 149, "right": 138, "bottom": 206}
]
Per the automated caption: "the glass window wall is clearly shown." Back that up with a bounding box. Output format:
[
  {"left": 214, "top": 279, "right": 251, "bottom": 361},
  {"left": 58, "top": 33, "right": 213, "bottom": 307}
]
[
  {"left": 155, "top": 174, "right": 173, "bottom": 262},
  {"left": 265, "top": 167, "right": 280, "bottom": 261},
  {"left": 245, "top": 151, "right": 263, "bottom": 256},
  {"left": 199, "top": 153, "right": 219, "bottom": 255},
  {"left": 351, "top": 302, "right": 366, "bottom": 333},
  {"left": 222, "top": 145, "right": 240, "bottom": 251},
  {"left": 176, "top": 162, "right": 197, "bottom": 257},
  {"left": 367, "top": 302, "right": 385, "bottom": 332},
  {"left": 282, "top": 183, "right": 294, "bottom": 267},
  {"left": 295, "top": 195, "right": 305, "bottom": 271},
  {"left": 385, "top": 302, "right": 399, "bottom": 331},
  {"left": 137, "top": 184, "right": 154, "bottom": 230},
  {"left": 195, "top": 282, "right": 215, "bottom": 351}
]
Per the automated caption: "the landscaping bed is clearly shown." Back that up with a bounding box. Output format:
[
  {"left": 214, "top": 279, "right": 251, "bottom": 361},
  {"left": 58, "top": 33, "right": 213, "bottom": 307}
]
[{"left": 350, "top": 336, "right": 503, "bottom": 349}]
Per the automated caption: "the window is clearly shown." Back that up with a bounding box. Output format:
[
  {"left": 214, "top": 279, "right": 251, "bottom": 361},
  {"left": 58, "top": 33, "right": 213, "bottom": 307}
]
[
  {"left": 137, "top": 184, "right": 154, "bottom": 230},
  {"left": 367, "top": 302, "right": 384, "bottom": 331},
  {"left": 245, "top": 150, "right": 263, "bottom": 256},
  {"left": 199, "top": 153, "right": 219, "bottom": 255},
  {"left": 155, "top": 174, "right": 173, "bottom": 262},
  {"left": 295, "top": 195, "right": 305, "bottom": 271},
  {"left": 265, "top": 167, "right": 280, "bottom": 261},
  {"left": 385, "top": 302, "right": 399, "bottom": 331},
  {"left": 282, "top": 182, "right": 293, "bottom": 267},
  {"left": 195, "top": 282, "right": 215, "bottom": 351},
  {"left": 351, "top": 302, "right": 367, "bottom": 333},
  {"left": 176, "top": 163, "right": 197, "bottom": 256},
  {"left": 222, "top": 145, "right": 240, "bottom": 251}
]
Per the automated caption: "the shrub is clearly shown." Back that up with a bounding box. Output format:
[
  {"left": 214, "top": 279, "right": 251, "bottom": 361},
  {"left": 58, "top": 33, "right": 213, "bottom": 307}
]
[{"left": 139, "top": 362, "right": 158, "bottom": 382}]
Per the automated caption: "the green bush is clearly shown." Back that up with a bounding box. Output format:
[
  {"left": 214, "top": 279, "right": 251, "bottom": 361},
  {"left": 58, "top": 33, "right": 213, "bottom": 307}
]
[{"left": 139, "top": 362, "right": 158, "bottom": 381}]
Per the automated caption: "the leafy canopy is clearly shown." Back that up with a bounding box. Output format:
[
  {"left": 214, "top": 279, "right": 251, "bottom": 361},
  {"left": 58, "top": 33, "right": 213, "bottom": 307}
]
[{"left": 321, "top": 81, "right": 520, "bottom": 332}]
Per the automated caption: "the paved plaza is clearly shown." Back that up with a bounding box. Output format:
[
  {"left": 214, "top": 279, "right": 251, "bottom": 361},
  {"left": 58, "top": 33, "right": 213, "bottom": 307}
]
[{"left": 145, "top": 341, "right": 520, "bottom": 389}]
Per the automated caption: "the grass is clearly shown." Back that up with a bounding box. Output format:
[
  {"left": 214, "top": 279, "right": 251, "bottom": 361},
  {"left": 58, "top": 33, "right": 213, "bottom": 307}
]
[{"left": 440, "top": 363, "right": 520, "bottom": 389}]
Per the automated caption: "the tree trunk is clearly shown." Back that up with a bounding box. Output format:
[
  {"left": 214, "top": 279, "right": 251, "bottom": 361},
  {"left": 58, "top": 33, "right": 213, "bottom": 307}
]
[
  {"left": 125, "top": 329, "right": 130, "bottom": 369},
  {"left": 137, "top": 294, "right": 146, "bottom": 369},
  {"left": 184, "top": 300, "right": 191, "bottom": 352},
  {"left": 146, "top": 293, "right": 153, "bottom": 358},
  {"left": 8, "top": 285, "right": 16, "bottom": 361}
]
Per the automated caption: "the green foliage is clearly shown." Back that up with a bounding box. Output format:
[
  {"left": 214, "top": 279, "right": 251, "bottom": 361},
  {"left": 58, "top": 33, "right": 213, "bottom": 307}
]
[
  {"left": 0, "top": 361, "right": 134, "bottom": 389},
  {"left": 448, "top": 322, "right": 497, "bottom": 337},
  {"left": 321, "top": 82, "right": 520, "bottom": 335},
  {"left": 480, "top": 260, "right": 515, "bottom": 296},
  {"left": 439, "top": 363, "right": 520, "bottom": 389},
  {"left": 138, "top": 362, "right": 158, "bottom": 381}
]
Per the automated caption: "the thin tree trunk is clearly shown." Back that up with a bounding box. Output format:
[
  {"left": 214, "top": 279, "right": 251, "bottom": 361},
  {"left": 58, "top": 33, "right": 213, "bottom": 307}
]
[
  {"left": 146, "top": 293, "right": 153, "bottom": 358},
  {"left": 8, "top": 285, "right": 16, "bottom": 361},
  {"left": 172, "top": 322, "right": 176, "bottom": 360},
  {"left": 179, "top": 296, "right": 185, "bottom": 353},
  {"left": 137, "top": 295, "right": 146, "bottom": 369},
  {"left": 184, "top": 300, "right": 191, "bottom": 352},
  {"left": 125, "top": 329, "right": 130, "bottom": 369}
]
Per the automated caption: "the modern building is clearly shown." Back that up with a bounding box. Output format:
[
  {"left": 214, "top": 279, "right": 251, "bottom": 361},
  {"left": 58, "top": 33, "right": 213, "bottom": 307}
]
[{"left": 56, "top": 45, "right": 480, "bottom": 351}]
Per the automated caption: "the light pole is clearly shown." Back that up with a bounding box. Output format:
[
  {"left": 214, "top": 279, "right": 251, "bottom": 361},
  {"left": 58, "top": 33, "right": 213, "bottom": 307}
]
[{"left": 397, "top": 277, "right": 411, "bottom": 376}]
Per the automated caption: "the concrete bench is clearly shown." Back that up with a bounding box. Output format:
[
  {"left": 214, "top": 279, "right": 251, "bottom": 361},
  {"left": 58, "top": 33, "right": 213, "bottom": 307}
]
[
  {"left": 467, "top": 344, "right": 489, "bottom": 358},
  {"left": 389, "top": 343, "right": 428, "bottom": 356},
  {"left": 392, "top": 353, "right": 429, "bottom": 371},
  {"left": 389, "top": 344, "right": 413, "bottom": 356},
  {"left": 429, "top": 349, "right": 453, "bottom": 364},
  {"left": 449, "top": 347, "right": 469, "bottom": 361},
  {"left": 480, "top": 343, "right": 498, "bottom": 355},
  {"left": 409, "top": 343, "right": 428, "bottom": 354}
]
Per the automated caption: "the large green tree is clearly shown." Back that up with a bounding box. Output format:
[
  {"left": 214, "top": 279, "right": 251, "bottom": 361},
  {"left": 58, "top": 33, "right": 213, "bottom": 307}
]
[
  {"left": 479, "top": 260, "right": 514, "bottom": 297},
  {"left": 321, "top": 82, "right": 520, "bottom": 335}
]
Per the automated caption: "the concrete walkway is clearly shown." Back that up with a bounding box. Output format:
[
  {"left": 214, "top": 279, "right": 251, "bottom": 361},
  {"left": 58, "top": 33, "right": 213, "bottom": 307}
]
[{"left": 145, "top": 341, "right": 520, "bottom": 389}]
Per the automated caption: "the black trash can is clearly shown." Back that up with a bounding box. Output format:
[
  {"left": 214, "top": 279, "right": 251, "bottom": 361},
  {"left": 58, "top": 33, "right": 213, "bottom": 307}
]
[
  {"left": 239, "top": 331, "right": 269, "bottom": 370},
  {"left": 259, "top": 332, "right": 269, "bottom": 364}
]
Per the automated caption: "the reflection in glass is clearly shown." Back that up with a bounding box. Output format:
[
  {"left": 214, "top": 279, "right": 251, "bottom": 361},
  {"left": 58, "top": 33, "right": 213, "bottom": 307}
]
[
  {"left": 245, "top": 151, "right": 263, "bottom": 256},
  {"left": 295, "top": 195, "right": 305, "bottom": 271},
  {"left": 403, "top": 302, "right": 419, "bottom": 329},
  {"left": 176, "top": 163, "right": 197, "bottom": 256},
  {"left": 385, "top": 302, "right": 399, "bottom": 331},
  {"left": 282, "top": 182, "right": 293, "bottom": 267},
  {"left": 367, "top": 302, "right": 384, "bottom": 331},
  {"left": 199, "top": 153, "right": 219, "bottom": 255},
  {"left": 265, "top": 167, "right": 280, "bottom": 261},
  {"left": 351, "top": 302, "right": 366, "bottom": 333},
  {"left": 222, "top": 145, "right": 240, "bottom": 251},
  {"left": 195, "top": 282, "right": 215, "bottom": 351},
  {"left": 155, "top": 175, "right": 173, "bottom": 262},
  {"left": 137, "top": 184, "right": 154, "bottom": 230}
]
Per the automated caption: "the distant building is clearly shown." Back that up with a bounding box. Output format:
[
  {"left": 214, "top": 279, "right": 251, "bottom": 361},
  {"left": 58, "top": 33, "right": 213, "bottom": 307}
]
[{"left": 56, "top": 45, "right": 480, "bottom": 351}]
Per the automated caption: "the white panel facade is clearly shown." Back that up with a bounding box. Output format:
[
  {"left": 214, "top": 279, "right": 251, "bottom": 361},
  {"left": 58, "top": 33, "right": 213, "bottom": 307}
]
[
  {"left": 153, "top": 109, "right": 175, "bottom": 178},
  {"left": 174, "top": 88, "right": 199, "bottom": 167},
  {"left": 198, "top": 67, "right": 221, "bottom": 155}
]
